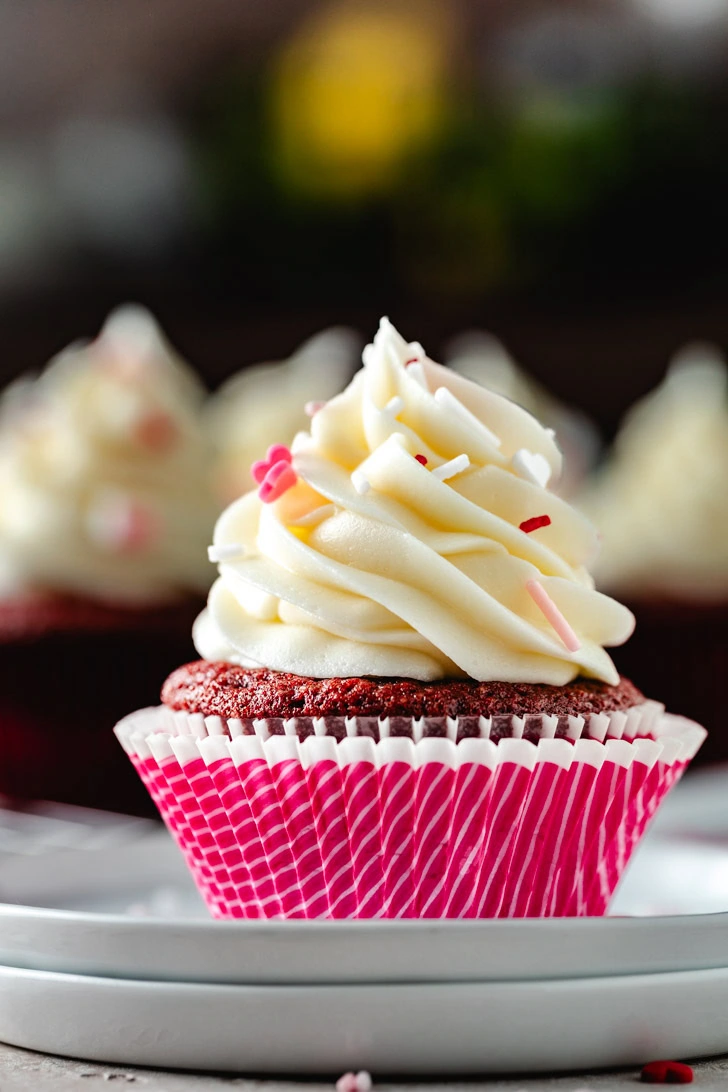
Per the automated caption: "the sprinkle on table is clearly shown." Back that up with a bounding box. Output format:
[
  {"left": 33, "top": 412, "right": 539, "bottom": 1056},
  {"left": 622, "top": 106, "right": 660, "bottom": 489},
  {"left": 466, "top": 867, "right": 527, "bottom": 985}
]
[
  {"left": 336, "top": 1072, "right": 372, "bottom": 1092},
  {"left": 520, "top": 514, "right": 552, "bottom": 534},
  {"left": 640, "top": 1060, "right": 693, "bottom": 1084},
  {"left": 526, "top": 579, "right": 581, "bottom": 652}
]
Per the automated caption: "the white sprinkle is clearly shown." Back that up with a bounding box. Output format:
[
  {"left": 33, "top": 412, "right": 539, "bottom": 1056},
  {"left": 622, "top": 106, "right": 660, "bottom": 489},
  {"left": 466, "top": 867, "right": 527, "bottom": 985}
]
[
  {"left": 207, "top": 542, "right": 245, "bottom": 563},
  {"left": 384, "top": 395, "right": 404, "bottom": 416},
  {"left": 351, "top": 470, "right": 371, "bottom": 494},
  {"left": 545, "top": 427, "right": 556, "bottom": 440},
  {"left": 304, "top": 400, "right": 326, "bottom": 418},
  {"left": 511, "top": 449, "right": 551, "bottom": 488},
  {"left": 434, "top": 386, "right": 501, "bottom": 448},
  {"left": 407, "top": 341, "right": 425, "bottom": 358},
  {"left": 431, "top": 453, "right": 470, "bottom": 481},
  {"left": 289, "top": 504, "right": 336, "bottom": 527}
]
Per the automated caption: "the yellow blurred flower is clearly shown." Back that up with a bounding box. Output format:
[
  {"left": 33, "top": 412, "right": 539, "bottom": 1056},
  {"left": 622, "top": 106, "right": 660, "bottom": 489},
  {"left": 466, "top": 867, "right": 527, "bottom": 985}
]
[{"left": 270, "top": 0, "right": 451, "bottom": 199}]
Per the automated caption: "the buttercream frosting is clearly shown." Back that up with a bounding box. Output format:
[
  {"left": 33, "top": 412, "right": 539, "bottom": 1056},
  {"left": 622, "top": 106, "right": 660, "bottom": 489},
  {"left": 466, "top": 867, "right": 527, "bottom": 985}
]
[
  {"left": 583, "top": 344, "right": 728, "bottom": 600},
  {"left": 197, "top": 318, "right": 634, "bottom": 684},
  {"left": 0, "top": 305, "right": 216, "bottom": 604}
]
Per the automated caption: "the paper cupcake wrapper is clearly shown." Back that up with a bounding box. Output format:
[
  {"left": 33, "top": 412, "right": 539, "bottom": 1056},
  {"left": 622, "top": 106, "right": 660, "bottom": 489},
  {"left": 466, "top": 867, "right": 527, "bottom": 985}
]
[{"left": 115, "top": 703, "right": 705, "bottom": 920}]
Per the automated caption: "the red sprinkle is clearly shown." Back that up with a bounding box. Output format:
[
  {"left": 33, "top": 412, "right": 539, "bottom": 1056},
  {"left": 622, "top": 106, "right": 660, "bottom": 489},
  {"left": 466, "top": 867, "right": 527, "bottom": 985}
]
[
  {"left": 519, "top": 514, "right": 552, "bottom": 534},
  {"left": 415, "top": 454, "right": 428, "bottom": 465},
  {"left": 405, "top": 358, "right": 419, "bottom": 366},
  {"left": 641, "top": 1061, "right": 693, "bottom": 1084}
]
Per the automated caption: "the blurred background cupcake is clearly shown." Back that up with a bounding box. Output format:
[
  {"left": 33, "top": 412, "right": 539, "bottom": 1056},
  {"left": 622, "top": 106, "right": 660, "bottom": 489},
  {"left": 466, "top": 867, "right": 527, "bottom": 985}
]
[
  {"left": 0, "top": 305, "right": 217, "bottom": 813},
  {"left": 581, "top": 344, "right": 728, "bottom": 764},
  {"left": 206, "top": 327, "right": 361, "bottom": 504},
  {"left": 1, "top": 0, "right": 728, "bottom": 812}
]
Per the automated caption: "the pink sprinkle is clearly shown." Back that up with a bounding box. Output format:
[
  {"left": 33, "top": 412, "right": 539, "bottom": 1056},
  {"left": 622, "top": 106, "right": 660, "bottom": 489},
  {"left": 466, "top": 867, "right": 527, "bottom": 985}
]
[
  {"left": 251, "top": 443, "right": 293, "bottom": 484},
  {"left": 259, "top": 461, "right": 297, "bottom": 504},
  {"left": 520, "top": 514, "right": 551, "bottom": 534},
  {"left": 133, "top": 411, "right": 178, "bottom": 453},
  {"left": 305, "top": 400, "right": 326, "bottom": 417},
  {"left": 336, "top": 1072, "right": 372, "bottom": 1092},
  {"left": 526, "top": 579, "right": 581, "bottom": 652},
  {"left": 267, "top": 443, "right": 292, "bottom": 465},
  {"left": 415, "top": 453, "right": 428, "bottom": 465}
]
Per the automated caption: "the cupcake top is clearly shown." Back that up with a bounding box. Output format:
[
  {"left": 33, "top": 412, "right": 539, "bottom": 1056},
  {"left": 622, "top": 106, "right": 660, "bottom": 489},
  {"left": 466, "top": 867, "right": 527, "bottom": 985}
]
[
  {"left": 583, "top": 344, "right": 728, "bottom": 601},
  {"left": 0, "top": 305, "right": 216, "bottom": 605},
  {"left": 197, "top": 318, "right": 634, "bottom": 685},
  {"left": 205, "top": 327, "right": 361, "bottom": 504},
  {"left": 445, "top": 330, "right": 599, "bottom": 498}
]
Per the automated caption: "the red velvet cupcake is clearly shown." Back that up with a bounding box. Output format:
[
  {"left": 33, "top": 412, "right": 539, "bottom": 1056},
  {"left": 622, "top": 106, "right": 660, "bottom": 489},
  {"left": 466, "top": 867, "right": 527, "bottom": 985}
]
[
  {"left": 116, "top": 319, "right": 705, "bottom": 915},
  {"left": 0, "top": 306, "right": 216, "bottom": 813}
]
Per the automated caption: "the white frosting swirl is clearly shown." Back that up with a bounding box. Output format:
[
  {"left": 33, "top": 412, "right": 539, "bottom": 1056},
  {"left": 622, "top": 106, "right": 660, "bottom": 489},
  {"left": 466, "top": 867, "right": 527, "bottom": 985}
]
[
  {"left": 583, "top": 345, "right": 728, "bottom": 600},
  {"left": 197, "top": 318, "right": 634, "bottom": 684},
  {"left": 0, "top": 305, "right": 216, "bottom": 604}
]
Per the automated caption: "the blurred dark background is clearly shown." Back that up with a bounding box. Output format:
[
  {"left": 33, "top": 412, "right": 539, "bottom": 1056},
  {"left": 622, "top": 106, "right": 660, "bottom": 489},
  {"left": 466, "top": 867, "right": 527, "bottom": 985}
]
[{"left": 2, "top": 0, "right": 728, "bottom": 436}]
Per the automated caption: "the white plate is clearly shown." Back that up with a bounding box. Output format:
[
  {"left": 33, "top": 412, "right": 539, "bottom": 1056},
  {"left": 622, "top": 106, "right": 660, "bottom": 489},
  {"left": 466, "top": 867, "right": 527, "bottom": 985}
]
[
  {"left": 1, "top": 766, "right": 727, "bottom": 986},
  {"left": 1, "top": 962, "right": 728, "bottom": 1075}
]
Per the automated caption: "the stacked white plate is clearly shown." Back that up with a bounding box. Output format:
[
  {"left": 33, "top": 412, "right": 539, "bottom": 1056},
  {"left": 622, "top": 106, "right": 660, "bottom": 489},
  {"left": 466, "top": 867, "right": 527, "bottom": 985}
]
[{"left": 2, "top": 769, "right": 728, "bottom": 1075}]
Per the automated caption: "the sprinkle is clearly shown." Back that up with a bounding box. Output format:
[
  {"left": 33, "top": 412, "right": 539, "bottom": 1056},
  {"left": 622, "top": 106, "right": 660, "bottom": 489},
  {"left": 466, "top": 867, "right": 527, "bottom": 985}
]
[
  {"left": 526, "top": 579, "right": 581, "bottom": 652},
  {"left": 414, "top": 453, "right": 428, "bottom": 465},
  {"left": 133, "top": 411, "right": 178, "bottom": 453},
  {"left": 512, "top": 449, "right": 551, "bottom": 488},
  {"left": 251, "top": 443, "right": 293, "bottom": 485},
  {"left": 434, "top": 387, "right": 501, "bottom": 448},
  {"left": 208, "top": 542, "right": 245, "bottom": 563},
  {"left": 384, "top": 395, "right": 404, "bottom": 416},
  {"left": 259, "top": 461, "right": 297, "bottom": 504},
  {"left": 431, "top": 453, "right": 470, "bottom": 481},
  {"left": 305, "top": 400, "right": 326, "bottom": 417},
  {"left": 640, "top": 1061, "right": 693, "bottom": 1084},
  {"left": 351, "top": 469, "right": 371, "bottom": 494},
  {"left": 519, "top": 514, "right": 551, "bottom": 534},
  {"left": 545, "top": 427, "right": 556, "bottom": 440},
  {"left": 336, "top": 1072, "right": 372, "bottom": 1092},
  {"left": 289, "top": 504, "right": 336, "bottom": 527}
]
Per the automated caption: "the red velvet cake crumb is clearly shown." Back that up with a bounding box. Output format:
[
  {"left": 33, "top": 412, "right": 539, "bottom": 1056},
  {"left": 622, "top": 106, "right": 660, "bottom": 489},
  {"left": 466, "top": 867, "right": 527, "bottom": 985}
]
[{"left": 162, "top": 660, "right": 645, "bottom": 720}]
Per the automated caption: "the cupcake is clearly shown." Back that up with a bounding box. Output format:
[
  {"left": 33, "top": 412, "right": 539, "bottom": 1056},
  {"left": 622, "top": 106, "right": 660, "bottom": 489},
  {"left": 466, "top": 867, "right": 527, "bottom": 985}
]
[
  {"left": 205, "top": 327, "right": 361, "bottom": 504},
  {"left": 445, "top": 329, "right": 599, "bottom": 498},
  {"left": 116, "top": 318, "right": 705, "bottom": 917},
  {"left": 580, "top": 344, "right": 728, "bottom": 764},
  {"left": 0, "top": 305, "right": 217, "bottom": 813}
]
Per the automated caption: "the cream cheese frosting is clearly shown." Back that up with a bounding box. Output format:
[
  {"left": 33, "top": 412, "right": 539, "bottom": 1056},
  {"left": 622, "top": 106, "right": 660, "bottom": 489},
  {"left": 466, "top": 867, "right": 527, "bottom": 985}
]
[
  {"left": 197, "top": 318, "right": 634, "bottom": 684},
  {"left": 583, "top": 344, "right": 728, "bottom": 600},
  {"left": 0, "top": 305, "right": 216, "bottom": 605},
  {"left": 445, "top": 330, "right": 599, "bottom": 498},
  {"left": 205, "top": 328, "right": 361, "bottom": 503}
]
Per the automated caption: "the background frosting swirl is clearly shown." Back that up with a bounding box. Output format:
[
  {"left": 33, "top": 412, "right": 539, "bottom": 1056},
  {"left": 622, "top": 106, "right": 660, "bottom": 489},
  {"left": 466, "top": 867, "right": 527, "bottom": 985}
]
[
  {"left": 197, "top": 318, "right": 634, "bottom": 684},
  {"left": 0, "top": 306, "right": 216, "bottom": 604}
]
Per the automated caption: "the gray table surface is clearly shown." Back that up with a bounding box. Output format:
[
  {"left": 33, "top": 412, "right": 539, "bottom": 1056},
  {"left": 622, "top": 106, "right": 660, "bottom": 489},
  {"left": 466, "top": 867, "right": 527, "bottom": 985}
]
[{"left": 2, "top": 1043, "right": 728, "bottom": 1091}]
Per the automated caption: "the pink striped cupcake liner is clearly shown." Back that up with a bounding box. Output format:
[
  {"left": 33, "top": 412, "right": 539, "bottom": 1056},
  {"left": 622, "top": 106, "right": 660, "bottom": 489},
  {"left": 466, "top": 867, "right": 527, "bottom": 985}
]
[{"left": 115, "top": 702, "right": 705, "bottom": 920}]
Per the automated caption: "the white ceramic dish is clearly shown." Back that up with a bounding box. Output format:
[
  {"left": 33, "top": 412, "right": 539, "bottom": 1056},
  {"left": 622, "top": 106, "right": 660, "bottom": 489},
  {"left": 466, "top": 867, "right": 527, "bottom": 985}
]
[
  {"left": 1, "top": 962, "right": 727, "bottom": 1075},
  {"left": 1, "top": 809, "right": 728, "bottom": 984}
]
